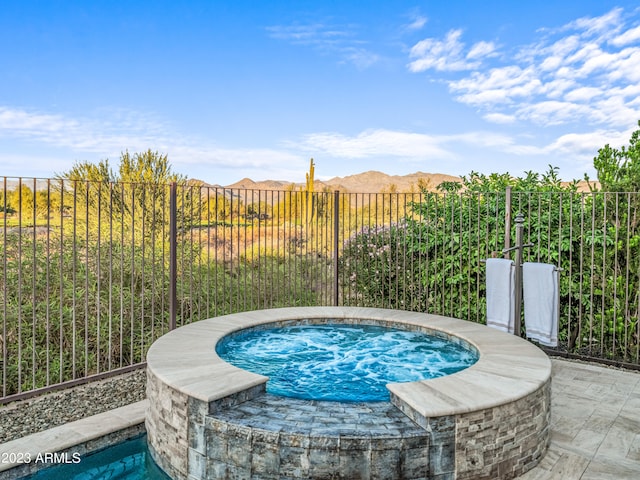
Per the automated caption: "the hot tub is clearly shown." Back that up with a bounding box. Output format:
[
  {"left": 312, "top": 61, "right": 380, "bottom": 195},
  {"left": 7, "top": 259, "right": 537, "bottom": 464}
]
[{"left": 145, "top": 307, "right": 551, "bottom": 479}]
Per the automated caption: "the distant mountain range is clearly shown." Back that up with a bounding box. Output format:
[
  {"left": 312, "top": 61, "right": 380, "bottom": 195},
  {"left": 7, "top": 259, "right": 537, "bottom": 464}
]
[
  {"left": 212, "top": 171, "right": 463, "bottom": 193},
  {"left": 207, "top": 170, "right": 595, "bottom": 194}
]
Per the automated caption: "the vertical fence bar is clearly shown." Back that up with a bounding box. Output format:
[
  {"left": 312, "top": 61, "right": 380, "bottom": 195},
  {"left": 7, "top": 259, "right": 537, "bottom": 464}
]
[
  {"left": 84, "top": 181, "right": 90, "bottom": 377},
  {"left": 475, "top": 193, "right": 481, "bottom": 322},
  {"left": 220, "top": 188, "right": 226, "bottom": 317},
  {"left": 425, "top": 192, "right": 432, "bottom": 314},
  {"left": 150, "top": 184, "right": 157, "bottom": 343},
  {"left": 17, "top": 178, "right": 23, "bottom": 392},
  {"left": 465, "top": 194, "right": 471, "bottom": 321},
  {"left": 566, "top": 192, "right": 573, "bottom": 350},
  {"left": 108, "top": 183, "right": 114, "bottom": 370},
  {"left": 613, "top": 193, "right": 620, "bottom": 356},
  {"left": 59, "top": 180, "right": 65, "bottom": 382},
  {"left": 169, "top": 182, "right": 177, "bottom": 331},
  {"left": 204, "top": 187, "right": 210, "bottom": 316},
  {"left": 197, "top": 186, "right": 204, "bottom": 318},
  {"left": 624, "top": 193, "right": 631, "bottom": 361},
  {"left": 45, "top": 180, "right": 51, "bottom": 386},
  {"left": 577, "top": 194, "right": 585, "bottom": 351},
  {"left": 504, "top": 187, "right": 512, "bottom": 259},
  {"left": 140, "top": 185, "right": 146, "bottom": 358},
  {"left": 129, "top": 184, "right": 135, "bottom": 362},
  {"left": 333, "top": 190, "right": 340, "bottom": 306},
  {"left": 635, "top": 194, "right": 640, "bottom": 363},
  {"left": 178, "top": 187, "right": 184, "bottom": 324},
  {"left": 71, "top": 180, "right": 77, "bottom": 380},
  {"left": 96, "top": 183, "right": 102, "bottom": 373},
  {"left": 228, "top": 187, "right": 233, "bottom": 313},
  {"left": 243, "top": 191, "right": 249, "bottom": 311},
  {"left": 213, "top": 188, "right": 220, "bottom": 317},
  {"left": 600, "top": 194, "right": 608, "bottom": 357},
  {"left": 253, "top": 190, "right": 258, "bottom": 310},
  {"left": 189, "top": 185, "right": 196, "bottom": 321},
  {"left": 285, "top": 190, "right": 291, "bottom": 308},
  {"left": 118, "top": 183, "right": 124, "bottom": 368},
  {"left": 588, "top": 193, "right": 596, "bottom": 356},
  {"left": 31, "top": 179, "right": 37, "bottom": 389},
  {"left": 161, "top": 184, "right": 167, "bottom": 329},
  {"left": 2, "top": 178, "right": 6, "bottom": 397}
]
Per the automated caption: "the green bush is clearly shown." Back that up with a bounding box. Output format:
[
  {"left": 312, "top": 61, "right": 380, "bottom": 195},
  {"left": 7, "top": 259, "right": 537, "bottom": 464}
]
[{"left": 338, "top": 166, "right": 640, "bottom": 361}]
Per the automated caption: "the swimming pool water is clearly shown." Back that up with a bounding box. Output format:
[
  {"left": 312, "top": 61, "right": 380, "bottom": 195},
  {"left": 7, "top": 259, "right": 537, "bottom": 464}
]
[
  {"left": 216, "top": 323, "right": 478, "bottom": 402},
  {"left": 24, "top": 435, "right": 169, "bottom": 480}
]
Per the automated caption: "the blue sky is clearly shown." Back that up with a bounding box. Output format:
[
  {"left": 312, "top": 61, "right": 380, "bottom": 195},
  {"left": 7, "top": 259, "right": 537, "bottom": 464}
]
[{"left": 1, "top": 1, "right": 639, "bottom": 185}]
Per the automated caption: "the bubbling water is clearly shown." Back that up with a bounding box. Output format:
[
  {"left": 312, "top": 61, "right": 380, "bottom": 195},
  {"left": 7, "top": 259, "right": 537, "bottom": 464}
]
[{"left": 216, "top": 323, "right": 478, "bottom": 402}]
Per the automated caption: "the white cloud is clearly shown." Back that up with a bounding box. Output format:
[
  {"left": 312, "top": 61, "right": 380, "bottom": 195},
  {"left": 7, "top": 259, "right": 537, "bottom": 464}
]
[
  {"left": 0, "top": 108, "right": 80, "bottom": 136},
  {"left": 266, "top": 21, "right": 379, "bottom": 68},
  {"left": 0, "top": 106, "right": 309, "bottom": 183},
  {"left": 289, "top": 129, "right": 452, "bottom": 160},
  {"left": 563, "top": 86, "right": 602, "bottom": 102},
  {"left": 265, "top": 24, "right": 348, "bottom": 44},
  {"left": 538, "top": 34, "right": 582, "bottom": 64},
  {"left": 591, "top": 94, "right": 640, "bottom": 127},
  {"left": 565, "top": 7, "right": 623, "bottom": 38},
  {"left": 168, "top": 145, "right": 299, "bottom": 169},
  {"left": 407, "top": 15, "right": 427, "bottom": 31},
  {"left": 0, "top": 107, "right": 168, "bottom": 153},
  {"left": 484, "top": 113, "right": 516, "bottom": 124},
  {"left": 516, "top": 101, "right": 594, "bottom": 125},
  {"left": 341, "top": 47, "right": 381, "bottom": 69},
  {"left": 606, "top": 47, "right": 640, "bottom": 82},
  {"left": 411, "top": 7, "right": 640, "bottom": 133},
  {"left": 611, "top": 24, "right": 640, "bottom": 46},
  {"left": 539, "top": 78, "right": 576, "bottom": 98},
  {"left": 450, "top": 66, "right": 542, "bottom": 105},
  {"left": 408, "top": 29, "right": 482, "bottom": 72},
  {"left": 290, "top": 127, "right": 551, "bottom": 166},
  {"left": 545, "top": 129, "right": 628, "bottom": 157},
  {"left": 445, "top": 131, "right": 515, "bottom": 149},
  {"left": 467, "top": 41, "right": 497, "bottom": 60}
]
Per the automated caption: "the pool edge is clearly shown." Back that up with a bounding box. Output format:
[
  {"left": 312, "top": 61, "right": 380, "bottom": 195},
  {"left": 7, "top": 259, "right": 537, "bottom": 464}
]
[{"left": 0, "top": 400, "right": 147, "bottom": 479}]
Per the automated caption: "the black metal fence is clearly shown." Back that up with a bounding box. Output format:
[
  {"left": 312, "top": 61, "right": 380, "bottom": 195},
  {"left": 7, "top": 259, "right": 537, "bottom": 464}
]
[{"left": 2, "top": 177, "right": 639, "bottom": 403}]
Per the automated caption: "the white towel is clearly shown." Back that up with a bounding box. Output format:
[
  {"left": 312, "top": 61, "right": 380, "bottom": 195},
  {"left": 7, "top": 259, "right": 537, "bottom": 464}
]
[
  {"left": 485, "top": 258, "right": 516, "bottom": 334},
  {"left": 523, "top": 262, "right": 559, "bottom": 347}
]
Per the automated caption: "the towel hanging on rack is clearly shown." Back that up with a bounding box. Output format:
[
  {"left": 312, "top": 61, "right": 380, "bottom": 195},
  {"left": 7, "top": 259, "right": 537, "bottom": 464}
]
[
  {"left": 523, "top": 262, "right": 559, "bottom": 347},
  {"left": 485, "top": 258, "right": 516, "bottom": 334}
]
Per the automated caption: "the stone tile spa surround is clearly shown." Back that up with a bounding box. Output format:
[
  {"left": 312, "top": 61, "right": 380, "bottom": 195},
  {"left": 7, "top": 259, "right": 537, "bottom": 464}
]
[{"left": 145, "top": 306, "right": 551, "bottom": 480}]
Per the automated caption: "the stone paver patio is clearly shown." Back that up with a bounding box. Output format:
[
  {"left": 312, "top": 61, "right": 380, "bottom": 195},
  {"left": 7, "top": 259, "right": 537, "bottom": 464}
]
[{"left": 519, "top": 359, "right": 640, "bottom": 479}]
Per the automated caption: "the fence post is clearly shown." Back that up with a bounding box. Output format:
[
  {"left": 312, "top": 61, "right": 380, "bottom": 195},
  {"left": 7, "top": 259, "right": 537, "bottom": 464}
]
[
  {"left": 169, "top": 182, "right": 177, "bottom": 330},
  {"left": 333, "top": 190, "right": 340, "bottom": 306}
]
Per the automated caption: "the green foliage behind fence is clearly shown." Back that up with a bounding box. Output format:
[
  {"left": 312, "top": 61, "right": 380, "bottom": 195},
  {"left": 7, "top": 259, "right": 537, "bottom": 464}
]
[{"left": 339, "top": 168, "right": 640, "bottom": 364}]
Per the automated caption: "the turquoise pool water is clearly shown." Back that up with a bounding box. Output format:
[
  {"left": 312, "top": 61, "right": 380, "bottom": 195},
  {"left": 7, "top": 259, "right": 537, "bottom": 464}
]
[
  {"left": 24, "top": 435, "right": 168, "bottom": 480},
  {"left": 216, "top": 323, "right": 478, "bottom": 402}
]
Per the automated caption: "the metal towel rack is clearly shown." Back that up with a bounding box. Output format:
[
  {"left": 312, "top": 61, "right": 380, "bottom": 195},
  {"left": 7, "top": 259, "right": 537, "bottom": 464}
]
[{"left": 481, "top": 212, "right": 561, "bottom": 337}]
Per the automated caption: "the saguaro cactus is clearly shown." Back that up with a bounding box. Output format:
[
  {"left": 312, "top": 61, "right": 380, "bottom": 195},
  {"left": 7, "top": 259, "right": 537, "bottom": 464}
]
[{"left": 305, "top": 158, "right": 315, "bottom": 224}]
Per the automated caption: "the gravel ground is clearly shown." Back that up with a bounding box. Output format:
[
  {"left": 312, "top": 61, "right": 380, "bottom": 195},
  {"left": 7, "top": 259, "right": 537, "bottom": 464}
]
[{"left": 0, "top": 369, "right": 146, "bottom": 444}]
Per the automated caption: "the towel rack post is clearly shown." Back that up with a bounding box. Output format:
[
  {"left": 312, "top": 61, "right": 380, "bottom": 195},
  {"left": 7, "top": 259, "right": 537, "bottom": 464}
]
[
  {"left": 500, "top": 212, "right": 532, "bottom": 337},
  {"left": 513, "top": 212, "right": 525, "bottom": 337}
]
